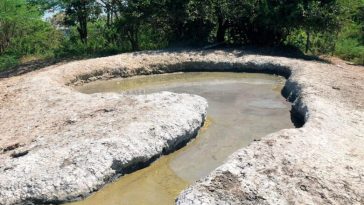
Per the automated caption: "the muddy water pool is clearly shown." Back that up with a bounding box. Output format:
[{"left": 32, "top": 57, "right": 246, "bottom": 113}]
[{"left": 71, "top": 72, "right": 294, "bottom": 205}]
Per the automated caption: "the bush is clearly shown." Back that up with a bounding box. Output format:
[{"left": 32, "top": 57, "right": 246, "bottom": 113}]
[
  {"left": 334, "top": 21, "right": 364, "bottom": 65},
  {"left": 0, "top": 55, "right": 19, "bottom": 72},
  {"left": 336, "top": 38, "right": 364, "bottom": 65}
]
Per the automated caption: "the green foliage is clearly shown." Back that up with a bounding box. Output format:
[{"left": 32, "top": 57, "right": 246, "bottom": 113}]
[
  {"left": 0, "top": 55, "right": 19, "bottom": 72},
  {"left": 285, "top": 0, "right": 364, "bottom": 64},
  {"left": 354, "top": 6, "right": 364, "bottom": 44},
  {"left": 183, "top": 0, "right": 342, "bottom": 45},
  {"left": 285, "top": 30, "right": 307, "bottom": 52},
  {"left": 56, "top": 21, "right": 124, "bottom": 57},
  {"left": 0, "top": 0, "right": 62, "bottom": 70},
  {"left": 0, "top": 0, "right": 62, "bottom": 56},
  {"left": 335, "top": 23, "right": 364, "bottom": 64},
  {"left": 1, "top": 0, "right": 363, "bottom": 72},
  {"left": 336, "top": 38, "right": 364, "bottom": 64},
  {"left": 10, "top": 20, "right": 63, "bottom": 55},
  {"left": 61, "top": 0, "right": 101, "bottom": 44},
  {"left": 0, "top": 0, "right": 38, "bottom": 54},
  {"left": 27, "top": 0, "right": 59, "bottom": 13}
]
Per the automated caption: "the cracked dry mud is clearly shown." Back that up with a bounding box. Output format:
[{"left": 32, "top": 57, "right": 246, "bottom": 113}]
[{"left": 0, "top": 50, "right": 363, "bottom": 205}]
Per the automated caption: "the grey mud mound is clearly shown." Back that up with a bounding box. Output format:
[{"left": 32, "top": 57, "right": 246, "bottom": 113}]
[{"left": 0, "top": 50, "right": 363, "bottom": 204}]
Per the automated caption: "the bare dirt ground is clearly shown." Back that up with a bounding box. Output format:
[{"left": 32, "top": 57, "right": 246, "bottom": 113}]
[{"left": 0, "top": 50, "right": 363, "bottom": 204}]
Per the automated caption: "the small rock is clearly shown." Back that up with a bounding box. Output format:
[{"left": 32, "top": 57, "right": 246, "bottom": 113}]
[
  {"left": 11, "top": 149, "right": 29, "bottom": 158},
  {"left": 332, "top": 86, "right": 340, "bottom": 90},
  {"left": 300, "top": 185, "right": 308, "bottom": 191},
  {"left": 65, "top": 119, "right": 77, "bottom": 124},
  {"left": 89, "top": 77, "right": 98, "bottom": 81},
  {"left": 102, "top": 108, "right": 115, "bottom": 113},
  {"left": 3, "top": 143, "right": 21, "bottom": 152}
]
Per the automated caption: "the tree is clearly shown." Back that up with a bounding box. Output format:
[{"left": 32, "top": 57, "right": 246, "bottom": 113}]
[
  {"left": 26, "top": 0, "right": 59, "bottom": 13},
  {"left": 110, "top": 0, "right": 158, "bottom": 51},
  {"left": 0, "top": 0, "right": 35, "bottom": 54},
  {"left": 354, "top": 6, "right": 364, "bottom": 43},
  {"left": 0, "top": 0, "right": 60, "bottom": 55},
  {"left": 187, "top": 0, "right": 229, "bottom": 43},
  {"left": 61, "top": 0, "right": 101, "bottom": 44}
]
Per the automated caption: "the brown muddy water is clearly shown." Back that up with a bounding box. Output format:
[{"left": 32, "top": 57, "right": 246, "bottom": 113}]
[{"left": 71, "top": 72, "right": 294, "bottom": 205}]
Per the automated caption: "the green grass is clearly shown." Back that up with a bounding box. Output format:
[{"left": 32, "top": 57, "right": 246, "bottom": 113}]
[
  {"left": 335, "top": 38, "right": 364, "bottom": 65},
  {"left": 0, "top": 55, "right": 20, "bottom": 72}
]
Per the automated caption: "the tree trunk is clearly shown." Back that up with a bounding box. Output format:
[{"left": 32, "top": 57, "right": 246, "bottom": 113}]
[
  {"left": 215, "top": 4, "right": 228, "bottom": 43},
  {"left": 127, "top": 26, "right": 140, "bottom": 51},
  {"left": 76, "top": 2, "right": 88, "bottom": 44},
  {"left": 77, "top": 19, "right": 88, "bottom": 44},
  {"left": 130, "top": 39, "right": 139, "bottom": 51},
  {"left": 305, "top": 31, "right": 310, "bottom": 53},
  {"left": 216, "top": 20, "right": 227, "bottom": 43}
]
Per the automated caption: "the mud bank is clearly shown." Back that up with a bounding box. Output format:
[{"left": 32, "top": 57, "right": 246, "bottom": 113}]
[
  {"left": 70, "top": 72, "right": 293, "bottom": 205},
  {"left": 0, "top": 50, "right": 363, "bottom": 204}
]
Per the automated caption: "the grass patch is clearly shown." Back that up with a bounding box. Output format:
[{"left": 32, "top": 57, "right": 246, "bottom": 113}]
[
  {"left": 335, "top": 38, "right": 364, "bottom": 65},
  {"left": 0, "top": 55, "right": 20, "bottom": 72}
]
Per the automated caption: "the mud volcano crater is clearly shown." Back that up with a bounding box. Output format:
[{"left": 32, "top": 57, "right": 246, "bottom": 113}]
[
  {"left": 0, "top": 50, "right": 362, "bottom": 205},
  {"left": 71, "top": 72, "right": 302, "bottom": 205}
]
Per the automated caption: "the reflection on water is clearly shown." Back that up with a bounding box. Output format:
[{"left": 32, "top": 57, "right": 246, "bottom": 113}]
[{"left": 71, "top": 72, "right": 293, "bottom": 205}]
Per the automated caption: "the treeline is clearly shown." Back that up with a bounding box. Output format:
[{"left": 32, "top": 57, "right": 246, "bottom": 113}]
[{"left": 1, "top": 0, "right": 363, "bottom": 71}]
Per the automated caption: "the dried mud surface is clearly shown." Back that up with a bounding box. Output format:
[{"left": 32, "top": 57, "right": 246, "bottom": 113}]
[{"left": 0, "top": 50, "right": 363, "bottom": 204}]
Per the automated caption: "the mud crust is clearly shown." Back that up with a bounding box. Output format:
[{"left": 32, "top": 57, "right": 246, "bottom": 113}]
[{"left": 0, "top": 50, "right": 363, "bottom": 205}]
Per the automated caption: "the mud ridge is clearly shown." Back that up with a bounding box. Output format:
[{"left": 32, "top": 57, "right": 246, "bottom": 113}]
[{"left": 0, "top": 50, "right": 363, "bottom": 204}]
